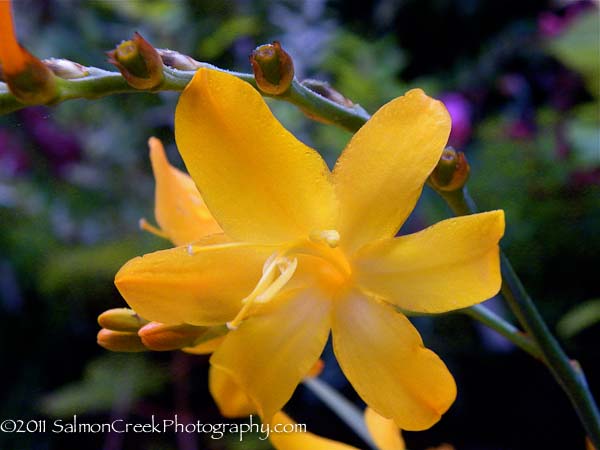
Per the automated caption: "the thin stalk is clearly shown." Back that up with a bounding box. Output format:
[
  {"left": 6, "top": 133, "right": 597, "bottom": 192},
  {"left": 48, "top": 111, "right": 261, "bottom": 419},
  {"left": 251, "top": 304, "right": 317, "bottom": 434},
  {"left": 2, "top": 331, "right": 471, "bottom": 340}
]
[
  {"left": 439, "top": 186, "right": 600, "bottom": 446},
  {"left": 1, "top": 64, "right": 370, "bottom": 132},
  {"left": 303, "top": 377, "right": 377, "bottom": 450},
  {"left": 461, "top": 303, "right": 542, "bottom": 359}
]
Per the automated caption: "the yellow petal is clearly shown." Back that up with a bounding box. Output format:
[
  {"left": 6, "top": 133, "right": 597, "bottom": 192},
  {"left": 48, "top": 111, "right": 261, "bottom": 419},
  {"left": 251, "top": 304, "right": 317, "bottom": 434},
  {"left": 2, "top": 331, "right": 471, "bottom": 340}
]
[
  {"left": 115, "top": 242, "right": 273, "bottom": 326},
  {"left": 181, "top": 326, "right": 227, "bottom": 355},
  {"left": 354, "top": 211, "right": 505, "bottom": 313},
  {"left": 332, "top": 290, "right": 456, "bottom": 431},
  {"left": 149, "top": 137, "right": 223, "bottom": 246},
  {"left": 210, "top": 288, "right": 331, "bottom": 423},
  {"left": 209, "top": 366, "right": 256, "bottom": 418},
  {"left": 364, "top": 407, "right": 405, "bottom": 450},
  {"left": 270, "top": 412, "right": 359, "bottom": 450},
  {"left": 175, "top": 68, "right": 337, "bottom": 244},
  {"left": 332, "top": 89, "right": 451, "bottom": 253}
]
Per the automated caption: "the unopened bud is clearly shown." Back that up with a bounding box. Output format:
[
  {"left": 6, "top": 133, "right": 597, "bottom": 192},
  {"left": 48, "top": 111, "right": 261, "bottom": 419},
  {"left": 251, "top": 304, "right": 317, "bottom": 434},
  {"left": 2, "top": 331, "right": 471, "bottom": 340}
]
[
  {"left": 301, "top": 79, "right": 355, "bottom": 108},
  {"left": 107, "top": 32, "right": 163, "bottom": 90},
  {"left": 157, "top": 49, "right": 201, "bottom": 71},
  {"left": 250, "top": 41, "right": 294, "bottom": 95},
  {"left": 97, "top": 308, "right": 148, "bottom": 332},
  {"left": 97, "top": 328, "right": 146, "bottom": 352},
  {"left": 428, "top": 147, "right": 470, "bottom": 192},
  {"left": 138, "top": 322, "right": 208, "bottom": 351},
  {"left": 43, "top": 58, "right": 88, "bottom": 79},
  {"left": 0, "top": 1, "right": 56, "bottom": 103}
]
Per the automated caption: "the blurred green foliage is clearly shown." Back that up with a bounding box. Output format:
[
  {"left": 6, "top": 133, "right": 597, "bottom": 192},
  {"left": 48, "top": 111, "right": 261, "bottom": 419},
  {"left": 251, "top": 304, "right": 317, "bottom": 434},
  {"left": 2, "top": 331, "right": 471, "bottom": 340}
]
[{"left": 41, "top": 354, "right": 167, "bottom": 417}]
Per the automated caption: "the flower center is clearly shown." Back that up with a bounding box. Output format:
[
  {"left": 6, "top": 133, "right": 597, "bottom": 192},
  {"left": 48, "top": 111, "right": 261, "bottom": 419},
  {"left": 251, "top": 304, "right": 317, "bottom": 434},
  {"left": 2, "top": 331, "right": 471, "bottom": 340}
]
[{"left": 226, "top": 229, "right": 350, "bottom": 330}]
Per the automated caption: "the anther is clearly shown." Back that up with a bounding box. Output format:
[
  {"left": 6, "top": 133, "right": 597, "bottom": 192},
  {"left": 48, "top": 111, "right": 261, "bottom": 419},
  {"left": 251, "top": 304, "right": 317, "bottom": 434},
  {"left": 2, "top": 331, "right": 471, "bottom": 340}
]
[{"left": 227, "top": 254, "right": 298, "bottom": 330}]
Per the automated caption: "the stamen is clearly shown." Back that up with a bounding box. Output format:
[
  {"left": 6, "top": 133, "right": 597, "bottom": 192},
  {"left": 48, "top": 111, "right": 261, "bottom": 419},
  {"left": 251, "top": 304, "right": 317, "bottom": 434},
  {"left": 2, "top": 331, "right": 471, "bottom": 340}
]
[
  {"left": 227, "top": 253, "right": 298, "bottom": 330},
  {"left": 309, "top": 229, "right": 340, "bottom": 248},
  {"left": 139, "top": 218, "right": 169, "bottom": 240},
  {"left": 255, "top": 258, "right": 297, "bottom": 303}
]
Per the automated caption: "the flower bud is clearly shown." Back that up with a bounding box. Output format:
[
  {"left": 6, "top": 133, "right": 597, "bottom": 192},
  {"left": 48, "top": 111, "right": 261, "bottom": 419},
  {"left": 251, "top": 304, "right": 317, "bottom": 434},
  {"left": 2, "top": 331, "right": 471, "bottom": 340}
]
[
  {"left": 301, "top": 79, "right": 355, "bottom": 107},
  {"left": 97, "top": 308, "right": 148, "bottom": 332},
  {"left": 43, "top": 58, "right": 88, "bottom": 79},
  {"left": 107, "top": 32, "right": 163, "bottom": 90},
  {"left": 138, "top": 322, "right": 208, "bottom": 351},
  {"left": 428, "top": 147, "right": 470, "bottom": 192},
  {"left": 250, "top": 41, "right": 294, "bottom": 95},
  {"left": 97, "top": 329, "right": 147, "bottom": 353},
  {"left": 156, "top": 49, "right": 201, "bottom": 71},
  {"left": 0, "top": 0, "right": 56, "bottom": 103}
]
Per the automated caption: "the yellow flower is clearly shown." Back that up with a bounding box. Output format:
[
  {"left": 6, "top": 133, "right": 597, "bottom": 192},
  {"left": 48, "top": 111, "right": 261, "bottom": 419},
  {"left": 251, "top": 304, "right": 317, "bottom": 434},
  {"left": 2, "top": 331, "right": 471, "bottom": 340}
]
[
  {"left": 270, "top": 408, "right": 405, "bottom": 450},
  {"left": 115, "top": 68, "right": 505, "bottom": 430},
  {"left": 139, "top": 137, "right": 223, "bottom": 246}
]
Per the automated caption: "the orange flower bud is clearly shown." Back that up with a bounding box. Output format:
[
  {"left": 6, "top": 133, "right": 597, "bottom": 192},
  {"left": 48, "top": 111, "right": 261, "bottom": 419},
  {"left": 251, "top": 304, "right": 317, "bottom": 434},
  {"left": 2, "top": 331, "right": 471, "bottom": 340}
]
[
  {"left": 428, "top": 147, "right": 470, "bottom": 192},
  {"left": 250, "top": 41, "right": 294, "bottom": 95},
  {"left": 138, "top": 322, "right": 207, "bottom": 351},
  {"left": 107, "top": 32, "right": 163, "bottom": 90},
  {"left": 0, "top": 0, "right": 56, "bottom": 103},
  {"left": 97, "top": 329, "right": 147, "bottom": 353},
  {"left": 97, "top": 308, "right": 148, "bottom": 332}
]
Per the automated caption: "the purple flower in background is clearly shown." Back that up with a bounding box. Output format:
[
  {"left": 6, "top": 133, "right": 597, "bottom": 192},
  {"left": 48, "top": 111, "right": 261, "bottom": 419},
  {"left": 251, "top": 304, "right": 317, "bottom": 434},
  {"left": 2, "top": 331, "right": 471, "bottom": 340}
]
[
  {"left": 19, "top": 107, "right": 81, "bottom": 173},
  {"left": 440, "top": 92, "right": 472, "bottom": 148},
  {"left": 538, "top": 0, "right": 596, "bottom": 37},
  {"left": 0, "top": 130, "right": 29, "bottom": 177}
]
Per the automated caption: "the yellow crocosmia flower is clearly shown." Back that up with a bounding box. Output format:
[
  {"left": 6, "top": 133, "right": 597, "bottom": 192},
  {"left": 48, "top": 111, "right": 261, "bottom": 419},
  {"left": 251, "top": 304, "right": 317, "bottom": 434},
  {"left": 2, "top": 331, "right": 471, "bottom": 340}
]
[
  {"left": 270, "top": 411, "right": 360, "bottom": 450},
  {"left": 364, "top": 407, "right": 406, "bottom": 450},
  {"left": 115, "top": 68, "right": 505, "bottom": 430},
  {"left": 209, "top": 365, "right": 257, "bottom": 418},
  {"left": 141, "top": 137, "right": 223, "bottom": 246},
  {"left": 270, "top": 408, "right": 405, "bottom": 450}
]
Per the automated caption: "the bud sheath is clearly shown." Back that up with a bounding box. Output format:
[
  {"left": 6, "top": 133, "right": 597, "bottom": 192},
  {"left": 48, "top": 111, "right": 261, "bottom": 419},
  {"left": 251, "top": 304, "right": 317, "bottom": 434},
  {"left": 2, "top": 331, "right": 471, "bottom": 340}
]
[
  {"left": 250, "top": 41, "right": 294, "bottom": 95},
  {"left": 107, "top": 32, "right": 164, "bottom": 90}
]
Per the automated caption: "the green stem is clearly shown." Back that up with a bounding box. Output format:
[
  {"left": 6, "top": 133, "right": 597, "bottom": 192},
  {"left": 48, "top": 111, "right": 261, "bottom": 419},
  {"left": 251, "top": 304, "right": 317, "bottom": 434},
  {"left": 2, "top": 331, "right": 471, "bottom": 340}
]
[
  {"left": 302, "top": 377, "right": 377, "bottom": 450},
  {"left": 461, "top": 304, "right": 542, "bottom": 359},
  {"left": 439, "top": 186, "right": 600, "bottom": 446},
  {"left": 1, "top": 64, "right": 369, "bottom": 131}
]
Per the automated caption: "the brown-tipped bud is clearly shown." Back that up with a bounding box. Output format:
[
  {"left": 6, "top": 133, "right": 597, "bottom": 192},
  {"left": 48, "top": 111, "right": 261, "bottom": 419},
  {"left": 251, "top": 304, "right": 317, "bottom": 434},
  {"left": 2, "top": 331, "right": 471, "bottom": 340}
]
[
  {"left": 97, "top": 329, "right": 147, "bottom": 353},
  {"left": 157, "top": 49, "right": 201, "bottom": 71},
  {"left": 138, "top": 322, "right": 208, "bottom": 351},
  {"left": 107, "top": 32, "right": 163, "bottom": 90},
  {"left": 97, "top": 308, "right": 148, "bottom": 332},
  {"left": 250, "top": 41, "right": 294, "bottom": 95},
  {"left": 301, "top": 79, "right": 355, "bottom": 108},
  {"left": 2, "top": 51, "right": 57, "bottom": 104},
  {"left": 43, "top": 58, "right": 88, "bottom": 79},
  {"left": 428, "top": 147, "right": 470, "bottom": 192}
]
